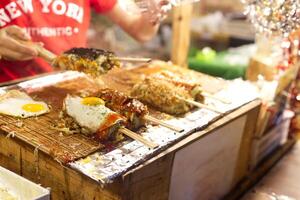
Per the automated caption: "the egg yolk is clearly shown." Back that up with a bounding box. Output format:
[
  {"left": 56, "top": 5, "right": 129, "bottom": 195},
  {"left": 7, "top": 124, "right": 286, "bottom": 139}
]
[
  {"left": 22, "top": 103, "right": 46, "bottom": 113},
  {"left": 81, "top": 97, "right": 105, "bottom": 106}
]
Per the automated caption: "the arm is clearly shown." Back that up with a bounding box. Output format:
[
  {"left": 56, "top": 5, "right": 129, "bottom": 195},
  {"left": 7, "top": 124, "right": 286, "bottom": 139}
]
[
  {"left": 104, "top": 1, "right": 162, "bottom": 43},
  {"left": 0, "top": 25, "right": 38, "bottom": 61}
]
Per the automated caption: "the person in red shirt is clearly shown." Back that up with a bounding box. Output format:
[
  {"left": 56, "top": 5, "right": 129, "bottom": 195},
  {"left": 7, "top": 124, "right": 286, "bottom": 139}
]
[{"left": 0, "top": 0, "right": 166, "bottom": 83}]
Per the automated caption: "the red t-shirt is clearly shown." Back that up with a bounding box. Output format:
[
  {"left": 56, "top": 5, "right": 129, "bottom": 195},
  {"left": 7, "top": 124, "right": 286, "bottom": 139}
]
[{"left": 0, "top": 0, "right": 116, "bottom": 83}]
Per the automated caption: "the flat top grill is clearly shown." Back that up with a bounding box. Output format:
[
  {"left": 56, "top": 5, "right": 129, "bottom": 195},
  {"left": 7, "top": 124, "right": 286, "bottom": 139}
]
[{"left": 0, "top": 64, "right": 226, "bottom": 164}]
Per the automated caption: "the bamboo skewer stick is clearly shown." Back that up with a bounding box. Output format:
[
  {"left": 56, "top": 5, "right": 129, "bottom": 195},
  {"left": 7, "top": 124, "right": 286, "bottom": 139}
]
[
  {"left": 117, "top": 57, "right": 152, "bottom": 63},
  {"left": 202, "top": 92, "right": 231, "bottom": 104},
  {"left": 119, "top": 128, "right": 158, "bottom": 149},
  {"left": 177, "top": 97, "right": 224, "bottom": 114},
  {"left": 27, "top": 42, "right": 152, "bottom": 65},
  {"left": 36, "top": 45, "right": 57, "bottom": 63},
  {"left": 144, "top": 115, "right": 184, "bottom": 132}
]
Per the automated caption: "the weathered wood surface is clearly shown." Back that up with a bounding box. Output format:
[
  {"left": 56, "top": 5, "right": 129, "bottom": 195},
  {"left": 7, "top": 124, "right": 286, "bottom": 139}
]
[{"left": 0, "top": 133, "right": 123, "bottom": 200}]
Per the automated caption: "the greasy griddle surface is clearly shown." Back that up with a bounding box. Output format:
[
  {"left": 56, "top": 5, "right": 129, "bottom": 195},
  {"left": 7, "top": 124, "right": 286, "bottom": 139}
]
[
  {"left": 101, "top": 64, "right": 225, "bottom": 94},
  {"left": 0, "top": 64, "right": 226, "bottom": 164}
]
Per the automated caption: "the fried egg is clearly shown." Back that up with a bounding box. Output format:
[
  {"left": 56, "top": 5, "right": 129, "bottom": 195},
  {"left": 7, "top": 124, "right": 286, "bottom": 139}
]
[
  {"left": 64, "top": 95, "right": 123, "bottom": 135},
  {"left": 0, "top": 90, "right": 49, "bottom": 118}
]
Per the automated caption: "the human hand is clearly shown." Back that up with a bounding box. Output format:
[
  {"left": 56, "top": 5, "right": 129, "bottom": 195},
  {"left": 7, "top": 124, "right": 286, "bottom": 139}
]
[
  {"left": 145, "top": 0, "right": 201, "bottom": 24},
  {"left": 145, "top": 0, "right": 171, "bottom": 24},
  {"left": 0, "top": 25, "right": 39, "bottom": 61}
]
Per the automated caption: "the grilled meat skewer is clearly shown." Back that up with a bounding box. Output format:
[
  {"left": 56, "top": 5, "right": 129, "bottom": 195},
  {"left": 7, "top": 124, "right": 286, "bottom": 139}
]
[
  {"left": 152, "top": 71, "right": 230, "bottom": 104},
  {"left": 131, "top": 77, "right": 194, "bottom": 115},
  {"left": 94, "top": 88, "right": 183, "bottom": 132},
  {"left": 131, "top": 76, "right": 223, "bottom": 115},
  {"left": 95, "top": 88, "right": 148, "bottom": 130},
  {"left": 151, "top": 71, "right": 204, "bottom": 102}
]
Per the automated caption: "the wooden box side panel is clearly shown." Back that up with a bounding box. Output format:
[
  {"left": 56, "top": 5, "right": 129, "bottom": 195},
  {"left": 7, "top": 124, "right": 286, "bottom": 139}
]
[
  {"left": 169, "top": 116, "right": 247, "bottom": 200},
  {"left": 0, "top": 132, "right": 21, "bottom": 174},
  {"left": 123, "top": 154, "right": 174, "bottom": 200},
  {"left": 232, "top": 105, "right": 260, "bottom": 186},
  {"left": 0, "top": 134, "right": 122, "bottom": 200}
]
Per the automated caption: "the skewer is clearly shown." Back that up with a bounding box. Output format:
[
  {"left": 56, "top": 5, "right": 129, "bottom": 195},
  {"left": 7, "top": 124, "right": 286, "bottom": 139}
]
[
  {"left": 202, "top": 92, "right": 231, "bottom": 104},
  {"left": 25, "top": 42, "right": 152, "bottom": 70},
  {"left": 119, "top": 128, "right": 158, "bottom": 149},
  {"left": 117, "top": 57, "right": 152, "bottom": 63},
  {"left": 36, "top": 45, "right": 57, "bottom": 63},
  {"left": 144, "top": 115, "right": 184, "bottom": 132},
  {"left": 177, "top": 97, "right": 224, "bottom": 114},
  {"left": 36, "top": 45, "right": 152, "bottom": 64}
]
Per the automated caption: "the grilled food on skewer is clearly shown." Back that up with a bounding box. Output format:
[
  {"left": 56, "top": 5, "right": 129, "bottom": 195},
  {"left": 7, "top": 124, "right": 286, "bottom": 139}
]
[
  {"left": 151, "top": 71, "right": 204, "bottom": 102},
  {"left": 28, "top": 43, "right": 151, "bottom": 77},
  {"left": 63, "top": 95, "right": 157, "bottom": 148},
  {"left": 64, "top": 95, "right": 124, "bottom": 141},
  {"left": 131, "top": 76, "right": 224, "bottom": 115},
  {"left": 19, "top": 41, "right": 120, "bottom": 76},
  {"left": 53, "top": 48, "right": 121, "bottom": 77},
  {"left": 151, "top": 70, "right": 230, "bottom": 104},
  {"left": 93, "top": 88, "right": 183, "bottom": 132},
  {"left": 131, "top": 77, "right": 194, "bottom": 115},
  {"left": 94, "top": 88, "right": 148, "bottom": 130}
]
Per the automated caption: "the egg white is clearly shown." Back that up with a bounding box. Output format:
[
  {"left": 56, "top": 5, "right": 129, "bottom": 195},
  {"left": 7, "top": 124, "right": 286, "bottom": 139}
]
[{"left": 0, "top": 91, "right": 49, "bottom": 118}]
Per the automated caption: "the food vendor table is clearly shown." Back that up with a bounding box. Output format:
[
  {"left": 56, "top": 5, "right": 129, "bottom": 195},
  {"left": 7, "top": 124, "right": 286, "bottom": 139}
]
[
  {"left": 0, "top": 66, "right": 261, "bottom": 200},
  {"left": 0, "top": 102, "right": 261, "bottom": 199}
]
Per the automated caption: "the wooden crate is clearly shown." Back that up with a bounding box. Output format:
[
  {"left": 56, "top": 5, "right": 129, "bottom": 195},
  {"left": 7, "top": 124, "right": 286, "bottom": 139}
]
[
  {"left": 253, "top": 62, "right": 299, "bottom": 138},
  {"left": 246, "top": 57, "right": 299, "bottom": 86},
  {"left": 0, "top": 99, "right": 261, "bottom": 200},
  {"left": 246, "top": 58, "right": 277, "bottom": 81},
  {"left": 250, "top": 110, "right": 294, "bottom": 169}
]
